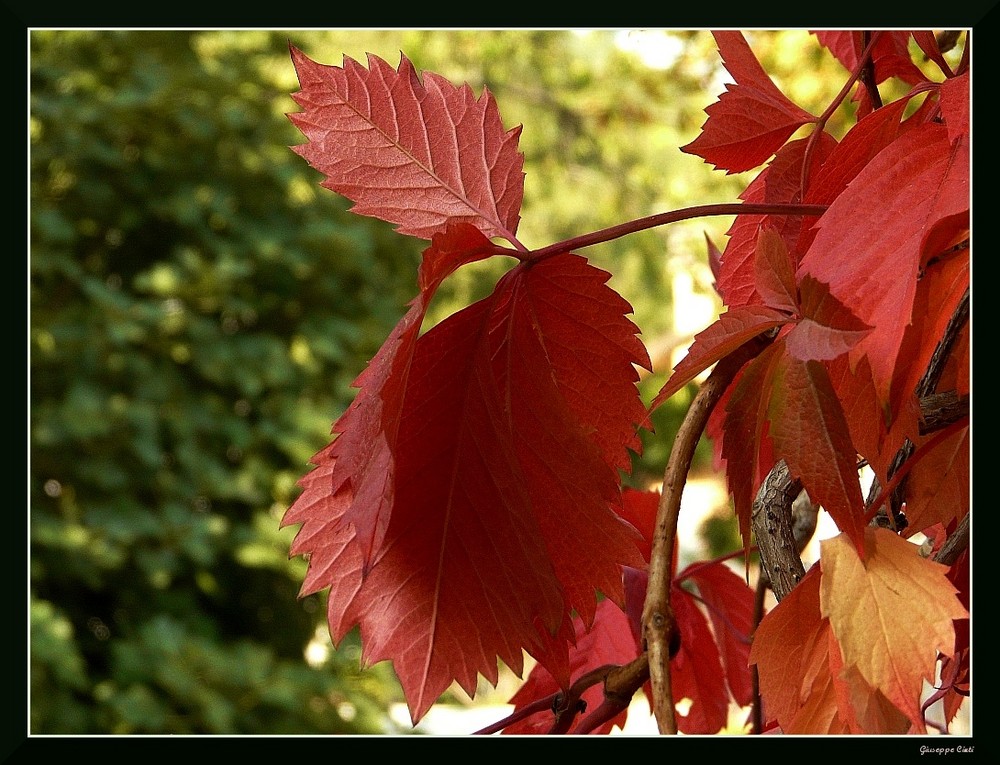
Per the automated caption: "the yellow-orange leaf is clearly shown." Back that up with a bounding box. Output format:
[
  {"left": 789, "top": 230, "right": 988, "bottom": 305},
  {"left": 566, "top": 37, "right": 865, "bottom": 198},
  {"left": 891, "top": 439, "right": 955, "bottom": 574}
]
[{"left": 819, "top": 528, "right": 968, "bottom": 731}]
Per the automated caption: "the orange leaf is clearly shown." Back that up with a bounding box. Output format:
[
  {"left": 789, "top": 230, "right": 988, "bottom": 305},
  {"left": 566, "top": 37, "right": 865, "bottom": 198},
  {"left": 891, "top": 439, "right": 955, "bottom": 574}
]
[
  {"left": 819, "top": 528, "right": 968, "bottom": 731},
  {"left": 749, "top": 567, "right": 846, "bottom": 733}
]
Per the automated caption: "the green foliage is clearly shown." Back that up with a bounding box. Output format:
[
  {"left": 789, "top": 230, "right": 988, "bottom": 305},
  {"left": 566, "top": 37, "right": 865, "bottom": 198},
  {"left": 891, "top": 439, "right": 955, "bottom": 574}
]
[{"left": 30, "top": 29, "right": 417, "bottom": 734}]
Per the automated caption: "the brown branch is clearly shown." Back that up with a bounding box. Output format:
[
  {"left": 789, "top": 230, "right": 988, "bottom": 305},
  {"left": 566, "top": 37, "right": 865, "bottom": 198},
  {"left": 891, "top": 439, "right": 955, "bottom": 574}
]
[
  {"left": 750, "top": 461, "right": 806, "bottom": 603},
  {"left": 642, "top": 330, "right": 775, "bottom": 733},
  {"left": 859, "top": 31, "right": 884, "bottom": 110},
  {"left": 919, "top": 391, "right": 969, "bottom": 435},
  {"left": 934, "top": 513, "right": 970, "bottom": 567},
  {"left": 573, "top": 654, "right": 651, "bottom": 734}
]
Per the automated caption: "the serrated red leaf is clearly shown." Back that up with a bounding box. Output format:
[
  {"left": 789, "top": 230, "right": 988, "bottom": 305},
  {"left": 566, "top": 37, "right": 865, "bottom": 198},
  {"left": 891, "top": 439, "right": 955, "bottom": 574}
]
[
  {"left": 798, "top": 123, "right": 970, "bottom": 411},
  {"left": 682, "top": 32, "right": 816, "bottom": 174},
  {"left": 285, "top": 251, "right": 650, "bottom": 723},
  {"left": 288, "top": 47, "right": 525, "bottom": 242},
  {"left": 649, "top": 305, "right": 790, "bottom": 413},
  {"left": 291, "top": 224, "right": 501, "bottom": 567},
  {"left": 768, "top": 353, "right": 867, "bottom": 552}
]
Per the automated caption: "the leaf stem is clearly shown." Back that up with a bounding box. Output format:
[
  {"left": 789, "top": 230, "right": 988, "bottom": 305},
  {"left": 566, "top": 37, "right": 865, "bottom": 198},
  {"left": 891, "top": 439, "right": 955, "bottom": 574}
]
[
  {"left": 800, "top": 31, "right": 884, "bottom": 193},
  {"left": 522, "top": 203, "right": 828, "bottom": 261}
]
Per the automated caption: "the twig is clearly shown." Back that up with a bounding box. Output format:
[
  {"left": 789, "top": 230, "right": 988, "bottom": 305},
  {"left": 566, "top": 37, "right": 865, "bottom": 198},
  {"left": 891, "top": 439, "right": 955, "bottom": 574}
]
[
  {"left": 801, "top": 31, "right": 883, "bottom": 193},
  {"left": 749, "top": 461, "right": 806, "bottom": 603},
  {"left": 525, "top": 203, "right": 827, "bottom": 262},
  {"left": 642, "top": 330, "right": 775, "bottom": 733}
]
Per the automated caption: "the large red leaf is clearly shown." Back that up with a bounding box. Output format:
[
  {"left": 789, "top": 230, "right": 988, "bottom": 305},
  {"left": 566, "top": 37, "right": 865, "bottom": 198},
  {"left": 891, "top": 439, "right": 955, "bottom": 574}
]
[
  {"left": 288, "top": 47, "right": 525, "bottom": 242},
  {"left": 798, "top": 123, "right": 970, "bottom": 412},
  {"left": 795, "top": 98, "right": 909, "bottom": 254},
  {"left": 683, "top": 32, "right": 816, "bottom": 174},
  {"left": 285, "top": 252, "right": 650, "bottom": 723},
  {"left": 939, "top": 71, "right": 970, "bottom": 142},
  {"left": 291, "top": 224, "right": 502, "bottom": 567}
]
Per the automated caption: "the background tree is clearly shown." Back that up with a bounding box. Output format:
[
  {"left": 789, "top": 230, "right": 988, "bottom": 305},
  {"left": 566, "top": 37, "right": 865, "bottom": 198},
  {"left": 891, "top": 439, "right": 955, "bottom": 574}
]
[{"left": 29, "top": 29, "right": 419, "bottom": 734}]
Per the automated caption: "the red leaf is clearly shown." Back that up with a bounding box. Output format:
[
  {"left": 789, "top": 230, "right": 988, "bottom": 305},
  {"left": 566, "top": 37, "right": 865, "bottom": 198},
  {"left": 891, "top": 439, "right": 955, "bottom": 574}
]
[
  {"left": 901, "top": 426, "right": 969, "bottom": 536},
  {"left": 889, "top": 247, "right": 969, "bottom": 444},
  {"left": 288, "top": 47, "right": 525, "bottom": 242},
  {"left": 285, "top": 252, "right": 650, "bottom": 723},
  {"left": 718, "top": 343, "right": 782, "bottom": 555},
  {"left": 750, "top": 567, "right": 838, "bottom": 731},
  {"left": 649, "top": 305, "right": 790, "bottom": 413},
  {"left": 784, "top": 274, "right": 873, "bottom": 362},
  {"left": 798, "top": 123, "right": 970, "bottom": 411},
  {"left": 911, "top": 31, "right": 955, "bottom": 77},
  {"left": 293, "top": 224, "right": 501, "bottom": 566},
  {"left": 617, "top": 487, "right": 660, "bottom": 564},
  {"left": 682, "top": 32, "right": 816, "bottom": 174},
  {"left": 939, "top": 71, "right": 970, "bottom": 143},
  {"left": 767, "top": 353, "right": 867, "bottom": 552},
  {"left": 801, "top": 98, "right": 907, "bottom": 205},
  {"left": 812, "top": 31, "right": 928, "bottom": 116},
  {"left": 718, "top": 135, "right": 837, "bottom": 308},
  {"left": 504, "top": 599, "right": 640, "bottom": 735},
  {"left": 682, "top": 561, "right": 756, "bottom": 707},
  {"left": 671, "top": 587, "right": 730, "bottom": 734},
  {"left": 753, "top": 227, "right": 798, "bottom": 313}
]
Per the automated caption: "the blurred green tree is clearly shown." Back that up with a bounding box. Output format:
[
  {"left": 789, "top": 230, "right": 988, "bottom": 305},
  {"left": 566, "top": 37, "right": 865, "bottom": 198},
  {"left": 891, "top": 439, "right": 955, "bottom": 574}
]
[{"left": 30, "top": 29, "right": 419, "bottom": 734}]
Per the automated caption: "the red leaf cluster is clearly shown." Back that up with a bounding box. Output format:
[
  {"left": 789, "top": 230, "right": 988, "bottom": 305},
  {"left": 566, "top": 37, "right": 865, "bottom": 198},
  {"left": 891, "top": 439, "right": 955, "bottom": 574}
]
[{"left": 282, "top": 30, "right": 970, "bottom": 735}]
